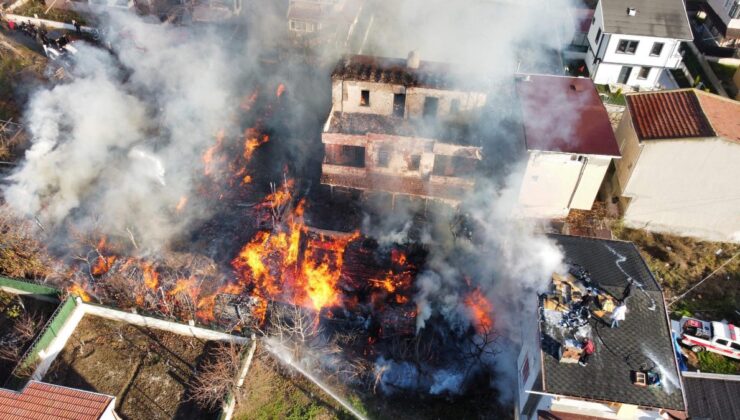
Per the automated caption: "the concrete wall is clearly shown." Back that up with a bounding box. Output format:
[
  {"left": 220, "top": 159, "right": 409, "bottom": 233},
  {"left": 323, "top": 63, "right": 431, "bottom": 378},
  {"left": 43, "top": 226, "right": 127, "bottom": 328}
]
[
  {"left": 331, "top": 79, "right": 487, "bottom": 118},
  {"left": 592, "top": 62, "right": 663, "bottom": 88},
  {"left": 622, "top": 138, "right": 740, "bottom": 242},
  {"left": 322, "top": 132, "right": 480, "bottom": 181},
  {"left": 612, "top": 107, "right": 642, "bottom": 193},
  {"left": 518, "top": 152, "right": 613, "bottom": 218},
  {"left": 516, "top": 297, "right": 543, "bottom": 419},
  {"left": 600, "top": 35, "right": 682, "bottom": 70},
  {"left": 30, "top": 301, "right": 247, "bottom": 381}
]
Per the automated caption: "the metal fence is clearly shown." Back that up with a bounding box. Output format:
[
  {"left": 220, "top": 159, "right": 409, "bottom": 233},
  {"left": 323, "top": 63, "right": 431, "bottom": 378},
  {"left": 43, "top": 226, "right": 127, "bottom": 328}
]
[
  {"left": 4, "top": 297, "right": 78, "bottom": 390},
  {"left": 0, "top": 275, "right": 61, "bottom": 298}
]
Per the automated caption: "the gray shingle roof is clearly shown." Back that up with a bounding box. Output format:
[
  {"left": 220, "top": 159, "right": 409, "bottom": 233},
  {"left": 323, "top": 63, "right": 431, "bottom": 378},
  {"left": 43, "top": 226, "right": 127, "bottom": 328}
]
[
  {"left": 683, "top": 372, "right": 740, "bottom": 420},
  {"left": 540, "top": 235, "right": 685, "bottom": 411},
  {"left": 601, "top": 0, "right": 693, "bottom": 40}
]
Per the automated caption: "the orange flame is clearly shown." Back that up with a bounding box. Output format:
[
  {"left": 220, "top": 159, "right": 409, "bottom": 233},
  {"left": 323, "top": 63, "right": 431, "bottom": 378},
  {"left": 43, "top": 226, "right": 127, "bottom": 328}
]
[
  {"left": 175, "top": 196, "right": 188, "bottom": 212},
  {"left": 243, "top": 129, "right": 269, "bottom": 162},
  {"left": 143, "top": 263, "right": 159, "bottom": 290},
  {"left": 68, "top": 283, "right": 91, "bottom": 302},
  {"left": 203, "top": 129, "right": 225, "bottom": 176},
  {"left": 232, "top": 184, "right": 360, "bottom": 313},
  {"left": 465, "top": 289, "right": 493, "bottom": 333},
  {"left": 240, "top": 90, "right": 259, "bottom": 111},
  {"left": 92, "top": 255, "right": 117, "bottom": 276}
]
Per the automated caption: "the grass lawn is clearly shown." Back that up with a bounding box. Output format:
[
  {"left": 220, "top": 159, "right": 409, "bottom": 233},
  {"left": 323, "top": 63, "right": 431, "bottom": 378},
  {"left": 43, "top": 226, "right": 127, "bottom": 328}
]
[
  {"left": 235, "top": 350, "right": 353, "bottom": 420},
  {"left": 595, "top": 84, "right": 626, "bottom": 106},
  {"left": 12, "top": 0, "right": 90, "bottom": 26},
  {"left": 696, "top": 351, "right": 740, "bottom": 375},
  {"left": 708, "top": 61, "right": 739, "bottom": 96}
]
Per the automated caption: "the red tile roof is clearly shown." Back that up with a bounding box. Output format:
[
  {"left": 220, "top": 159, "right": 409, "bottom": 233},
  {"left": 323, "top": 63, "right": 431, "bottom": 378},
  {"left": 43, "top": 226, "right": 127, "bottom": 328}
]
[
  {"left": 516, "top": 75, "right": 620, "bottom": 156},
  {"left": 695, "top": 90, "right": 740, "bottom": 143},
  {"left": 0, "top": 381, "right": 114, "bottom": 420},
  {"left": 626, "top": 89, "right": 740, "bottom": 143},
  {"left": 626, "top": 90, "right": 714, "bottom": 140}
]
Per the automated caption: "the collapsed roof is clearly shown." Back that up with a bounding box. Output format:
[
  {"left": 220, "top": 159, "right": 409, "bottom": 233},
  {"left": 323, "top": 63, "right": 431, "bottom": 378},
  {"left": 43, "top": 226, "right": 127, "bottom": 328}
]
[
  {"left": 536, "top": 235, "right": 685, "bottom": 411},
  {"left": 331, "top": 54, "right": 481, "bottom": 91}
]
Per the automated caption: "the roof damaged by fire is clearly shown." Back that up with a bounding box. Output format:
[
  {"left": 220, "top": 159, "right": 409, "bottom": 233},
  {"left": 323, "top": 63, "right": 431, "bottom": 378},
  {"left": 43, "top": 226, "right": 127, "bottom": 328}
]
[{"left": 518, "top": 235, "right": 686, "bottom": 418}]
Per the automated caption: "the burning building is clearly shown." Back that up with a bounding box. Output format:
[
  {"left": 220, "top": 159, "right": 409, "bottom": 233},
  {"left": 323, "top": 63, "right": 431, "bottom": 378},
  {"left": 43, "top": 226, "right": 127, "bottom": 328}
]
[
  {"left": 320, "top": 52, "right": 487, "bottom": 206},
  {"left": 517, "top": 235, "right": 686, "bottom": 419}
]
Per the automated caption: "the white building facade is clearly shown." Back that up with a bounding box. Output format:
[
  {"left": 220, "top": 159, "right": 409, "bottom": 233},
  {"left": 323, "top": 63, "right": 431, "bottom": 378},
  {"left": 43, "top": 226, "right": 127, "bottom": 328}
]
[
  {"left": 613, "top": 89, "right": 740, "bottom": 243},
  {"left": 585, "top": 0, "right": 692, "bottom": 89}
]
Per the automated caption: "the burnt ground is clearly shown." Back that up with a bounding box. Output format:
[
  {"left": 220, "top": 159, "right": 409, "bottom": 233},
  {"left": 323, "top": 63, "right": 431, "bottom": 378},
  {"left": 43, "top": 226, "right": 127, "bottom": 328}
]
[
  {"left": 0, "top": 292, "right": 56, "bottom": 384},
  {"left": 43, "top": 315, "right": 224, "bottom": 420}
]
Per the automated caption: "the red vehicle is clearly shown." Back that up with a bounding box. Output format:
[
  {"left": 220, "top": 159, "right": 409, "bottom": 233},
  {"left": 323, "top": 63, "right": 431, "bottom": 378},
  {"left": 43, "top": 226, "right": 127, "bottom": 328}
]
[{"left": 679, "top": 317, "right": 740, "bottom": 360}]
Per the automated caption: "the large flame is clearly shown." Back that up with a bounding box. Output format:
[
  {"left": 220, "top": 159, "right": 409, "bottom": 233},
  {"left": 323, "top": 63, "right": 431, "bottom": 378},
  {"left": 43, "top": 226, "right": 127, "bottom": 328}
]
[
  {"left": 232, "top": 186, "right": 359, "bottom": 314},
  {"left": 464, "top": 289, "right": 494, "bottom": 333}
]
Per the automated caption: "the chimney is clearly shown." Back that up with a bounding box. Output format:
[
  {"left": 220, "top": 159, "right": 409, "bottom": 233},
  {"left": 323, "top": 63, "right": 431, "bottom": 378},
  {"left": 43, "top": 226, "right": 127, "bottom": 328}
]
[
  {"left": 407, "top": 51, "right": 420, "bottom": 69},
  {"left": 627, "top": 7, "right": 637, "bottom": 16}
]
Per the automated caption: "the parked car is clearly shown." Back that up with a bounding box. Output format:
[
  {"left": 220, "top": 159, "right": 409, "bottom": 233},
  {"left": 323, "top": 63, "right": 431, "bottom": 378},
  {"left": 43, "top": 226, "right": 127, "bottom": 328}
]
[{"left": 677, "top": 317, "right": 740, "bottom": 360}]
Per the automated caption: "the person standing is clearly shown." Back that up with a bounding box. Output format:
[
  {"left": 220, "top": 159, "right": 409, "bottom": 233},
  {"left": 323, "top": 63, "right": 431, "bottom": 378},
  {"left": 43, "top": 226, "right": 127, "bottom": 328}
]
[
  {"left": 611, "top": 301, "right": 627, "bottom": 328},
  {"left": 579, "top": 338, "right": 595, "bottom": 366}
]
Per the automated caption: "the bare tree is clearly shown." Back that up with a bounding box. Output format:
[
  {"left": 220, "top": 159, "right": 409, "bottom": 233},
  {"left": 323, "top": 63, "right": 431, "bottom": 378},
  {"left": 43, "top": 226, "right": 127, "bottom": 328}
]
[
  {"left": 188, "top": 341, "right": 243, "bottom": 409},
  {"left": 260, "top": 302, "right": 324, "bottom": 360}
]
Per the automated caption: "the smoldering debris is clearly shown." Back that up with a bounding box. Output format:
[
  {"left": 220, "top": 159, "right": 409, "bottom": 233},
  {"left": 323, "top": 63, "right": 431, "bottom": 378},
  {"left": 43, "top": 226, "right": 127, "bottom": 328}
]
[{"left": 2, "top": 0, "right": 588, "bottom": 408}]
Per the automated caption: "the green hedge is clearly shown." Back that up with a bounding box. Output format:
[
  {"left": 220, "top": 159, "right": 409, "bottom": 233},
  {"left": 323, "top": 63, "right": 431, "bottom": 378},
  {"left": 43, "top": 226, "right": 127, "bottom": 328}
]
[{"left": 5, "top": 297, "right": 78, "bottom": 389}]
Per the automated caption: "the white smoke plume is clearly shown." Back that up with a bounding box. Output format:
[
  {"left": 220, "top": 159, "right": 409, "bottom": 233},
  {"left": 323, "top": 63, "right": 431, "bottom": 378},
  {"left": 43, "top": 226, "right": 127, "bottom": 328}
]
[{"left": 4, "top": 13, "right": 241, "bottom": 250}]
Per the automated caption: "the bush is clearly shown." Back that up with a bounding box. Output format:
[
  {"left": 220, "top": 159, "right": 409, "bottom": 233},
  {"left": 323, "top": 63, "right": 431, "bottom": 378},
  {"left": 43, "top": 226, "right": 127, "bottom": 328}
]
[{"left": 697, "top": 351, "right": 740, "bottom": 375}]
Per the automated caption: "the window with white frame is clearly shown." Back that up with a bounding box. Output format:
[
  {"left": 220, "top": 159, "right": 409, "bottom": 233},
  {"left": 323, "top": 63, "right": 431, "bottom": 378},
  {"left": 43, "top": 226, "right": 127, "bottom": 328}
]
[
  {"left": 637, "top": 67, "right": 650, "bottom": 79},
  {"left": 650, "top": 42, "right": 664, "bottom": 56},
  {"left": 616, "top": 39, "right": 639, "bottom": 54}
]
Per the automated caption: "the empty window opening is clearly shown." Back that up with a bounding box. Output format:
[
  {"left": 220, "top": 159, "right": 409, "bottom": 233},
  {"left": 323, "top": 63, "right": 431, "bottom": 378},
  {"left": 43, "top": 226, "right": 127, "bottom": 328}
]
[
  {"left": 650, "top": 42, "right": 664, "bottom": 56},
  {"left": 393, "top": 93, "right": 406, "bottom": 117},
  {"left": 616, "top": 40, "right": 639, "bottom": 54},
  {"left": 423, "top": 97, "right": 439, "bottom": 118},
  {"left": 450, "top": 99, "right": 461, "bottom": 114},
  {"left": 637, "top": 67, "right": 650, "bottom": 80},
  {"left": 595, "top": 28, "right": 602, "bottom": 44},
  {"left": 432, "top": 155, "right": 477, "bottom": 177},
  {"left": 377, "top": 147, "right": 390, "bottom": 168},
  {"left": 408, "top": 155, "right": 421, "bottom": 171},
  {"left": 324, "top": 144, "right": 365, "bottom": 168},
  {"left": 360, "top": 90, "right": 370, "bottom": 106}
]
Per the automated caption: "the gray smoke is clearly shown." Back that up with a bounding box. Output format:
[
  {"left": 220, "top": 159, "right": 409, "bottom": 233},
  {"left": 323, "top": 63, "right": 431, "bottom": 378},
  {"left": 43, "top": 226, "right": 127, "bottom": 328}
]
[{"left": 4, "top": 13, "right": 243, "bottom": 250}]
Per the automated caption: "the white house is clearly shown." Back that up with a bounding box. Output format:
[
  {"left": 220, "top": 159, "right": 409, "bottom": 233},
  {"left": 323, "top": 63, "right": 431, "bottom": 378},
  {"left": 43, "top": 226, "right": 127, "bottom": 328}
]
[
  {"left": 517, "top": 235, "right": 687, "bottom": 420},
  {"left": 515, "top": 75, "right": 620, "bottom": 219},
  {"left": 612, "top": 88, "right": 740, "bottom": 243},
  {"left": 585, "top": 0, "right": 693, "bottom": 89}
]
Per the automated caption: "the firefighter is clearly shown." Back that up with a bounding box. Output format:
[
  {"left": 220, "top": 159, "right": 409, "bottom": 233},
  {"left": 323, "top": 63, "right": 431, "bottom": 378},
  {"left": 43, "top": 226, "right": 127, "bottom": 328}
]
[
  {"left": 610, "top": 301, "right": 627, "bottom": 328},
  {"left": 579, "top": 338, "right": 595, "bottom": 366}
]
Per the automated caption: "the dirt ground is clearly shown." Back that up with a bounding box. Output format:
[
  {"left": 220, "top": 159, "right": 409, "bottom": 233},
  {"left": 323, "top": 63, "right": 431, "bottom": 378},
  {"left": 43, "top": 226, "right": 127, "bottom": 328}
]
[
  {"left": 0, "top": 291, "right": 56, "bottom": 383},
  {"left": 235, "top": 349, "right": 352, "bottom": 420},
  {"left": 44, "top": 315, "right": 221, "bottom": 420},
  {"left": 612, "top": 224, "right": 740, "bottom": 323}
]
